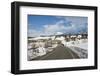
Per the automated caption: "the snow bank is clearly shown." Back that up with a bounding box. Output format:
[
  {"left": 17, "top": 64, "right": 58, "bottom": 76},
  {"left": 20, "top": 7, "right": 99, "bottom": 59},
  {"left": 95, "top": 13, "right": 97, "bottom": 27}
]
[
  {"left": 68, "top": 46, "right": 88, "bottom": 58},
  {"left": 36, "top": 47, "right": 47, "bottom": 56},
  {"left": 28, "top": 37, "right": 51, "bottom": 41},
  {"left": 61, "top": 39, "right": 88, "bottom": 58},
  {"left": 61, "top": 39, "right": 88, "bottom": 50},
  {"left": 73, "top": 43, "right": 88, "bottom": 50},
  {"left": 56, "top": 37, "right": 65, "bottom": 41}
]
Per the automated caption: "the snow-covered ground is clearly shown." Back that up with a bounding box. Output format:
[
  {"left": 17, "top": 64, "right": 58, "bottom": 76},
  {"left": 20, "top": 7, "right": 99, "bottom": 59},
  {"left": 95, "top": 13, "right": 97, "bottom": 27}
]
[
  {"left": 61, "top": 39, "right": 88, "bottom": 58},
  {"left": 68, "top": 46, "right": 88, "bottom": 58},
  {"left": 73, "top": 43, "right": 88, "bottom": 50},
  {"left": 27, "top": 39, "right": 59, "bottom": 60},
  {"left": 28, "top": 36, "right": 88, "bottom": 60},
  {"left": 56, "top": 37, "right": 65, "bottom": 41},
  {"left": 61, "top": 39, "right": 88, "bottom": 49}
]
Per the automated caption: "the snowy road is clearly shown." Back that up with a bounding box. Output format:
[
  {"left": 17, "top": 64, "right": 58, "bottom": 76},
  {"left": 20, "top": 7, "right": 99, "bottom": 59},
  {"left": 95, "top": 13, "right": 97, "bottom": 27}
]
[{"left": 32, "top": 44, "right": 79, "bottom": 60}]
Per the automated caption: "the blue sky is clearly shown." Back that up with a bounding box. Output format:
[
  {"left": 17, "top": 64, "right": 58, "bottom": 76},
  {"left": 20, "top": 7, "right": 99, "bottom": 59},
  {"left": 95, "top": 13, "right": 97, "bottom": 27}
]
[{"left": 28, "top": 15, "right": 88, "bottom": 37}]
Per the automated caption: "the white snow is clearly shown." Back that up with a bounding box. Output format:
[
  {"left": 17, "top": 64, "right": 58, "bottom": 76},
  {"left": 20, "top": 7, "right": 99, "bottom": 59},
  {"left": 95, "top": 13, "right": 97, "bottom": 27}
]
[
  {"left": 56, "top": 37, "right": 65, "bottom": 41},
  {"left": 28, "top": 43, "right": 33, "bottom": 49},
  {"left": 36, "top": 47, "right": 47, "bottom": 56},
  {"left": 51, "top": 36, "right": 56, "bottom": 40},
  {"left": 73, "top": 43, "right": 88, "bottom": 50},
  {"left": 27, "top": 49, "right": 38, "bottom": 60},
  {"left": 70, "top": 35, "right": 77, "bottom": 38},
  {"left": 56, "top": 32, "right": 63, "bottom": 35},
  {"left": 61, "top": 39, "right": 88, "bottom": 58},
  {"left": 28, "top": 35, "right": 88, "bottom": 60},
  {"left": 28, "top": 37, "right": 51, "bottom": 41},
  {"left": 61, "top": 39, "right": 88, "bottom": 50},
  {"left": 77, "top": 35, "right": 82, "bottom": 38}
]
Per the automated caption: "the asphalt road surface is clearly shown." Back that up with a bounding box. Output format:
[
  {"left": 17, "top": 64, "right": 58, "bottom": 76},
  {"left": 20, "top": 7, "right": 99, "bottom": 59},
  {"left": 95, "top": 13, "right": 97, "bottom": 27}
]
[{"left": 33, "top": 44, "right": 79, "bottom": 60}]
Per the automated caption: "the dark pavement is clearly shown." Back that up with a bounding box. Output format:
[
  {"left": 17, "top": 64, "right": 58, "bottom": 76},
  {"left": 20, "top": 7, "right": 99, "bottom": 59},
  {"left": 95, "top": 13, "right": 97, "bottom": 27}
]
[{"left": 33, "top": 44, "right": 79, "bottom": 60}]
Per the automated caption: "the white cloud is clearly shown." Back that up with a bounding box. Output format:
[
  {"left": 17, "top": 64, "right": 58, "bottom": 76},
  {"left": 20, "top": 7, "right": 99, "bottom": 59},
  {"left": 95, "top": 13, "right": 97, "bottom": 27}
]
[
  {"left": 43, "top": 20, "right": 67, "bottom": 35},
  {"left": 28, "top": 17, "right": 87, "bottom": 37},
  {"left": 44, "top": 20, "right": 87, "bottom": 35},
  {"left": 28, "top": 30, "right": 42, "bottom": 37}
]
